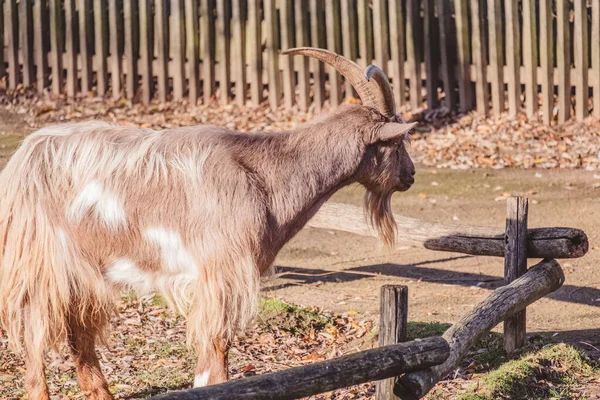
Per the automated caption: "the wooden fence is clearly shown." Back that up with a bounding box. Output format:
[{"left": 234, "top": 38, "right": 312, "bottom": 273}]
[{"left": 1, "top": 0, "right": 599, "bottom": 124}]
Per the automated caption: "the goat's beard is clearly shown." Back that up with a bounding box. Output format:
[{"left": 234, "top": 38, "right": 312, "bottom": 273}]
[{"left": 365, "top": 188, "right": 396, "bottom": 249}]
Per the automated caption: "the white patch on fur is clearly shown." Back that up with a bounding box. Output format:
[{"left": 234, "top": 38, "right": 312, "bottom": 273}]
[
  {"left": 106, "top": 258, "right": 153, "bottom": 293},
  {"left": 193, "top": 371, "right": 210, "bottom": 388},
  {"left": 143, "top": 227, "right": 198, "bottom": 273},
  {"left": 68, "top": 181, "right": 127, "bottom": 229}
]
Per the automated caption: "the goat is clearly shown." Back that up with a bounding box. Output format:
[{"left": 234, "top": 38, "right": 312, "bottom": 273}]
[{"left": 0, "top": 48, "right": 416, "bottom": 400}]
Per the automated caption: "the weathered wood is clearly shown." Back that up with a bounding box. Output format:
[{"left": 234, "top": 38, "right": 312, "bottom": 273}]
[
  {"left": 94, "top": 0, "right": 109, "bottom": 96},
  {"left": 280, "top": 0, "right": 295, "bottom": 109},
  {"left": 310, "top": 0, "right": 326, "bottom": 110},
  {"left": 504, "top": 197, "right": 528, "bottom": 353},
  {"left": 375, "top": 285, "right": 408, "bottom": 400},
  {"left": 294, "top": 0, "right": 310, "bottom": 110},
  {"left": 556, "top": 0, "right": 571, "bottom": 123},
  {"left": 522, "top": 0, "right": 538, "bottom": 117},
  {"left": 505, "top": 0, "right": 520, "bottom": 116},
  {"left": 470, "top": 0, "right": 488, "bottom": 115},
  {"left": 33, "top": 0, "right": 48, "bottom": 92},
  {"left": 184, "top": 0, "right": 199, "bottom": 103},
  {"left": 437, "top": 0, "right": 454, "bottom": 109},
  {"left": 395, "top": 259, "right": 565, "bottom": 399},
  {"left": 593, "top": 3, "right": 600, "bottom": 119},
  {"left": 139, "top": 0, "right": 153, "bottom": 103},
  {"left": 357, "top": 0, "right": 373, "bottom": 66},
  {"left": 539, "top": 0, "right": 554, "bottom": 124},
  {"left": 216, "top": 0, "right": 231, "bottom": 104},
  {"left": 124, "top": 0, "right": 137, "bottom": 99},
  {"left": 152, "top": 336, "right": 449, "bottom": 400},
  {"left": 373, "top": 0, "right": 388, "bottom": 75},
  {"left": 247, "top": 0, "right": 262, "bottom": 104},
  {"left": 109, "top": 0, "right": 122, "bottom": 99},
  {"left": 49, "top": 0, "right": 62, "bottom": 94},
  {"left": 171, "top": 0, "right": 185, "bottom": 101},
  {"left": 232, "top": 0, "right": 246, "bottom": 105},
  {"left": 593, "top": 2, "right": 600, "bottom": 118},
  {"left": 79, "top": 0, "right": 93, "bottom": 94},
  {"left": 264, "top": 0, "right": 280, "bottom": 110},
  {"left": 64, "top": 0, "right": 77, "bottom": 97},
  {"left": 201, "top": 0, "right": 216, "bottom": 103},
  {"left": 453, "top": 0, "right": 471, "bottom": 112},
  {"left": 308, "top": 202, "right": 589, "bottom": 259},
  {"left": 405, "top": 0, "right": 421, "bottom": 109},
  {"left": 423, "top": 0, "right": 438, "bottom": 109},
  {"left": 389, "top": 0, "right": 405, "bottom": 107},
  {"left": 326, "top": 0, "right": 342, "bottom": 107},
  {"left": 0, "top": 0, "right": 5, "bottom": 80},
  {"left": 574, "top": 0, "right": 589, "bottom": 119},
  {"left": 6, "top": 0, "right": 19, "bottom": 88},
  {"left": 487, "top": 0, "right": 504, "bottom": 116},
  {"left": 340, "top": 0, "right": 357, "bottom": 99},
  {"left": 19, "top": 0, "right": 34, "bottom": 86}
]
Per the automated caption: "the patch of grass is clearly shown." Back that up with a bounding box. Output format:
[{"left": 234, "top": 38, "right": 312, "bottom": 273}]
[
  {"left": 258, "top": 298, "right": 331, "bottom": 336},
  {"left": 456, "top": 343, "right": 598, "bottom": 400},
  {"left": 406, "top": 322, "right": 450, "bottom": 340}
]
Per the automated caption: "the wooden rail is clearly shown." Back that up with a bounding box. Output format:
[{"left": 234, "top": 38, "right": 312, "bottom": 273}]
[{"left": 1, "top": 0, "right": 599, "bottom": 123}]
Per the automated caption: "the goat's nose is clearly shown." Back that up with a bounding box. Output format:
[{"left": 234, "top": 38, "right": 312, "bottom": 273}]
[{"left": 406, "top": 176, "right": 415, "bottom": 185}]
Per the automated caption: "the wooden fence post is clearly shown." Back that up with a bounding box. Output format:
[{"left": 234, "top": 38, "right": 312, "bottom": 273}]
[
  {"left": 375, "top": 285, "right": 408, "bottom": 400},
  {"left": 504, "top": 196, "right": 528, "bottom": 353}
]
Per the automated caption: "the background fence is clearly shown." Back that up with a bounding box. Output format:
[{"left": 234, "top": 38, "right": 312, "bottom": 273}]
[{"left": 0, "top": 0, "right": 599, "bottom": 124}]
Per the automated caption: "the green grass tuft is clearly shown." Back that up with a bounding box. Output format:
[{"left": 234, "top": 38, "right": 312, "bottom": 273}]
[{"left": 258, "top": 298, "right": 331, "bottom": 336}]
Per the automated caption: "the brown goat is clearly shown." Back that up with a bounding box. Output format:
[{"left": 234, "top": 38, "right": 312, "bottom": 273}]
[{"left": 0, "top": 48, "right": 416, "bottom": 399}]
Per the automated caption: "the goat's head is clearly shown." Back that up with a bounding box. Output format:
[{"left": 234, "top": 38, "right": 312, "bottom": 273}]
[{"left": 284, "top": 48, "right": 417, "bottom": 246}]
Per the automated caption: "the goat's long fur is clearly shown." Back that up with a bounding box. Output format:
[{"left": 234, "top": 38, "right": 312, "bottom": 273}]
[{"left": 0, "top": 105, "right": 415, "bottom": 396}]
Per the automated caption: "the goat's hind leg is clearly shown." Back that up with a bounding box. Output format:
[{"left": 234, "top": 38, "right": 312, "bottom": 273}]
[
  {"left": 24, "top": 346, "right": 50, "bottom": 400},
  {"left": 67, "top": 318, "right": 113, "bottom": 400},
  {"left": 193, "top": 337, "right": 230, "bottom": 388}
]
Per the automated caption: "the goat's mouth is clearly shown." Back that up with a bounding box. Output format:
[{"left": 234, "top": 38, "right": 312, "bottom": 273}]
[{"left": 397, "top": 182, "right": 413, "bottom": 192}]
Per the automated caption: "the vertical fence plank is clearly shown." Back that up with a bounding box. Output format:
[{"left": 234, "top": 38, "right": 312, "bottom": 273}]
[
  {"left": 264, "top": 0, "right": 280, "bottom": 110},
  {"left": 94, "top": 0, "right": 109, "bottom": 96},
  {"left": 522, "top": 0, "right": 538, "bottom": 117},
  {"left": 247, "top": 0, "right": 263, "bottom": 104},
  {"left": 185, "top": 0, "right": 199, "bottom": 103},
  {"left": 424, "top": 0, "right": 438, "bottom": 109},
  {"left": 375, "top": 285, "right": 408, "bottom": 400},
  {"left": 357, "top": 0, "right": 372, "bottom": 66},
  {"left": 592, "top": 3, "right": 600, "bottom": 118},
  {"left": 295, "top": 0, "right": 310, "bottom": 110},
  {"left": 20, "top": 0, "right": 34, "bottom": 86},
  {"left": 139, "top": 0, "right": 153, "bottom": 103},
  {"left": 201, "top": 0, "right": 216, "bottom": 103},
  {"left": 64, "top": 0, "right": 77, "bottom": 97},
  {"left": 310, "top": 0, "right": 325, "bottom": 110},
  {"left": 389, "top": 0, "right": 405, "bottom": 107},
  {"left": 155, "top": 0, "right": 168, "bottom": 102},
  {"left": 539, "top": 0, "right": 553, "bottom": 124},
  {"left": 0, "top": 0, "right": 5, "bottom": 81},
  {"left": 280, "top": 0, "right": 295, "bottom": 109},
  {"left": 326, "top": 0, "right": 342, "bottom": 107},
  {"left": 574, "top": 0, "right": 589, "bottom": 120},
  {"left": 6, "top": 0, "right": 19, "bottom": 88},
  {"left": 171, "top": 0, "right": 185, "bottom": 101},
  {"left": 556, "top": 0, "right": 571, "bottom": 123},
  {"left": 372, "top": 0, "right": 388, "bottom": 74},
  {"left": 232, "top": 0, "right": 246, "bottom": 105},
  {"left": 488, "top": 0, "right": 504, "bottom": 116},
  {"left": 79, "top": 0, "right": 93, "bottom": 94},
  {"left": 454, "top": 0, "right": 471, "bottom": 112},
  {"left": 33, "top": 0, "right": 48, "bottom": 92},
  {"left": 124, "top": 0, "right": 138, "bottom": 99},
  {"left": 340, "top": 0, "right": 357, "bottom": 99},
  {"left": 109, "top": 0, "right": 122, "bottom": 99},
  {"left": 437, "top": 0, "right": 454, "bottom": 110},
  {"left": 504, "top": 197, "right": 528, "bottom": 353},
  {"left": 50, "top": 0, "right": 62, "bottom": 94},
  {"left": 470, "top": 0, "right": 488, "bottom": 115},
  {"left": 406, "top": 0, "right": 421, "bottom": 109},
  {"left": 505, "top": 0, "right": 520, "bottom": 116},
  {"left": 216, "top": 0, "right": 231, "bottom": 104}
]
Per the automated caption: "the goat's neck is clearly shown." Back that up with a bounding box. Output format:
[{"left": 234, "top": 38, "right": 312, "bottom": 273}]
[{"left": 261, "top": 128, "right": 364, "bottom": 249}]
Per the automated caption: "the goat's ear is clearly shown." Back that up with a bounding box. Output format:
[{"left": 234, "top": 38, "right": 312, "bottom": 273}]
[{"left": 370, "top": 122, "right": 417, "bottom": 144}]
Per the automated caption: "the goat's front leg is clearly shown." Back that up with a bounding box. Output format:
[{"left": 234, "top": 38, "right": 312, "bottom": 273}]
[{"left": 193, "top": 337, "right": 230, "bottom": 388}]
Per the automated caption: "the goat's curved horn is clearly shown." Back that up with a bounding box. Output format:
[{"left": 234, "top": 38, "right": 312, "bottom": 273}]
[{"left": 282, "top": 47, "right": 396, "bottom": 117}]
